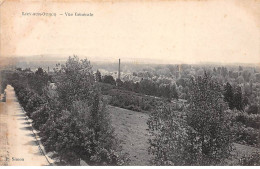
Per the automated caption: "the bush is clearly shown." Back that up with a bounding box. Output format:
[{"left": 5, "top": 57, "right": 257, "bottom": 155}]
[
  {"left": 24, "top": 92, "right": 44, "bottom": 118},
  {"left": 233, "top": 125, "right": 260, "bottom": 147},
  {"left": 108, "top": 89, "right": 164, "bottom": 112},
  {"left": 235, "top": 112, "right": 260, "bottom": 129},
  {"left": 247, "top": 105, "right": 259, "bottom": 114},
  {"left": 238, "top": 152, "right": 260, "bottom": 165},
  {"left": 31, "top": 104, "right": 50, "bottom": 130}
]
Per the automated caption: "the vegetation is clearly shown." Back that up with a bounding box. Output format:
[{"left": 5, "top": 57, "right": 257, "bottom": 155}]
[
  {"left": 2, "top": 58, "right": 260, "bottom": 166},
  {"left": 238, "top": 152, "right": 260, "bottom": 165},
  {"left": 3, "top": 56, "right": 128, "bottom": 165},
  {"left": 147, "top": 73, "right": 234, "bottom": 165}
]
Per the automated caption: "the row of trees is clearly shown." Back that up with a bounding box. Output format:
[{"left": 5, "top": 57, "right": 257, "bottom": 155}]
[
  {"left": 96, "top": 70, "right": 179, "bottom": 101},
  {"left": 6, "top": 56, "right": 128, "bottom": 165}
]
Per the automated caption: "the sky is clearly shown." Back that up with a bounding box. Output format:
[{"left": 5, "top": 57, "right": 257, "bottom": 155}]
[{"left": 0, "top": 0, "right": 260, "bottom": 64}]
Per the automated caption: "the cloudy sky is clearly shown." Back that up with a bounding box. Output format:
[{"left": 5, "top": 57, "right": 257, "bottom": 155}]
[{"left": 0, "top": 0, "right": 259, "bottom": 64}]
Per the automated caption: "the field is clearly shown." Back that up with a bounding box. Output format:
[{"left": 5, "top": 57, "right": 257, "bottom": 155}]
[
  {"left": 108, "top": 106, "right": 152, "bottom": 165},
  {"left": 108, "top": 106, "right": 260, "bottom": 166}
]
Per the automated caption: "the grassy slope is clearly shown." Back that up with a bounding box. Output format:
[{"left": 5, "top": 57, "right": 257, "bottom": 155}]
[
  {"left": 108, "top": 106, "right": 152, "bottom": 165},
  {"left": 108, "top": 105, "right": 260, "bottom": 166}
]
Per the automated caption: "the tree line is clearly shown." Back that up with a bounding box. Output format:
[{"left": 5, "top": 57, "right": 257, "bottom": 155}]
[
  {"left": 96, "top": 70, "right": 179, "bottom": 101},
  {"left": 2, "top": 56, "right": 128, "bottom": 165}
]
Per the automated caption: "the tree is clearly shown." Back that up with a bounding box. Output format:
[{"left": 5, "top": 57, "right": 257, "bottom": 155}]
[
  {"left": 237, "top": 76, "right": 244, "bottom": 84},
  {"left": 233, "top": 86, "right": 244, "bottom": 111},
  {"left": 186, "top": 73, "right": 233, "bottom": 165},
  {"left": 116, "top": 78, "right": 123, "bottom": 87},
  {"left": 102, "top": 75, "right": 116, "bottom": 85},
  {"left": 54, "top": 56, "right": 95, "bottom": 109},
  {"left": 223, "top": 82, "right": 234, "bottom": 110},
  {"left": 40, "top": 56, "right": 127, "bottom": 165},
  {"left": 35, "top": 67, "right": 44, "bottom": 75},
  {"left": 30, "top": 67, "right": 49, "bottom": 95},
  {"left": 147, "top": 73, "right": 233, "bottom": 165},
  {"left": 239, "top": 66, "right": 243, "bottom": 71},
  {"left": 95, "top": 70, "right": 102, "bottom": 82},
  {"left": 171, "top": 84, "right": 179, "bottom": 100},
  {"left": 147, "top": 104, "right": 199, "bottom": 165}
]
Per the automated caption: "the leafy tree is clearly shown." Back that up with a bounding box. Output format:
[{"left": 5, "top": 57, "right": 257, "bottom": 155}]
[
  {"left": 40, "top": 56, "right": 127, "bottom": 165},
  {"left": 224, "top": 82, "right": 234, "bottom": 110},
  {"left": 29, "top": 67, "right": 49, "bottom": 95},
  {"left": 116, "top": 78, "right": 123, "bottom": 87},
  {"left": 239, "top": 66, "right": 243, "bottom": 71},
  {"left": 54, "top": 56, "right": 95, "bottom": 109},
  {"left": 95, "top": 70, "right": 102, "bottom": 82},
  {"left": 171, "top": 84, "right": 179, "bottom": 100},
  {"left": 102, "top": 75, "right": 116, "bottom": 86},
  {"left": 147, "top": 104, "right": 199, "bottom": 165},
  {"left": 139, "top": 79, "right": 158, "bottom": 96},
  {"left": 35, "top": 67, "right": 44, "bottom": 75},
  {"left": 186, "top": 73, "right": 233, "bottom": 164},
  {"left": 233, "top": 86, "right": 244, "bottom": 111},
  {"left": 16, "top": 67, "right": 22, "bottom": 71},
  {"left": 147, "top": 73, "right": 233, "bottom": 165}
]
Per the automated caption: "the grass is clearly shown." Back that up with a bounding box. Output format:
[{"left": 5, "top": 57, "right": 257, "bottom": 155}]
[
  {"left": 108, "top": 105, "right": 152, "bottom": 165},
  {"left": 108, "top": 105, "right": 260, "bottom": 166}
]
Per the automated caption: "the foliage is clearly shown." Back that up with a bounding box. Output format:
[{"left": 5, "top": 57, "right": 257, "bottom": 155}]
[
  {"left": 234, "top": 112, "right": 260, "bottom": 129},
  {"left": 223, "top": 82, "right": 245, "bottom": 111},
  {"left": 238, "top": 152, "right": 260, "bottom": 165},
  {"left": 3, "top": 56, "right": 127, "bottom": 165},
  {"left": 40, "top": 56, "right": 127, "bottom": 165},
  {"left": 147, "top": 73, "right": 234, "bottom": 165},
  {"left": 186, "top": 73, "right": 234, "bottom": 164},
  {"left": 54, "top": 56, "right": 96, "bottom": 110},
  {"left": 147, "top": 104, "right": 202, "bottom": 165},
  {"left": 232, "top": 125, "right": 260, "bottom": 147},
  {"left": 107, "top": 88, "right": 164, "bottom": 112},
  {"left": 233, "top": 86, "right": 244, "bottom": 111},
  {"left": 230, "top": 110, "right": 260, "bottom": 147},
  {"left": 95, "top": 70, "right": 102, "bottom": 82},
  {"left": 247, "top": 104, "right": 259, "bottom": 114},
  {"left": 31, "top": 104, "right": 50, "bottom": 130},
  {"left": 102, "top": 75, "right": 116, "bottom": 85},
  {"left": 224, "top": 82, "right": 234, "bottom": 110}
]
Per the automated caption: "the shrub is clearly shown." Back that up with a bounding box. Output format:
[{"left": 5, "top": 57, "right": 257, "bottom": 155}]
[
  {"left": 238, "top": 152, "right": 260, "bottom": 165},
  {"left": 233, "top": 125, "right": 260, "bottom": 147},
  {"left": 108, "top": 89, "right": 164, "bottom": 112},
  {"left": 31, "top": 104, "right": 50, "bottom": 130},
  {"left": 247, "top": 105, "right": 259, "bottom": 114},
  {"left": 235, "top": 112, "right": 260, "bottom": 129},
  {"left": 24, "top": 92, "right": 44, "bottom": 117}
]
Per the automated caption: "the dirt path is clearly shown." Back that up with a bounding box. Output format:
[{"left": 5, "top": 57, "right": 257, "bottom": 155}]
[{"left": 0, "top": 85, "right": 49, "bottom": 166}]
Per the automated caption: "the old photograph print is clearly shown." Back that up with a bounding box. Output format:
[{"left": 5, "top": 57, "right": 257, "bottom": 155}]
[{"left": 0, "top": 0, "right": 260, "bottom": 166}]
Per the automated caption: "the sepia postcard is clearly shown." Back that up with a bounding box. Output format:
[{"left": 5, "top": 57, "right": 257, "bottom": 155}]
[{"left": 0, "top": 0, "right": 260, "bottom": 166}]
